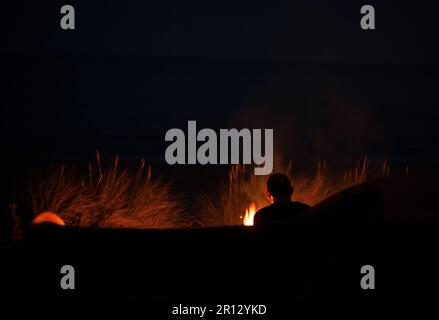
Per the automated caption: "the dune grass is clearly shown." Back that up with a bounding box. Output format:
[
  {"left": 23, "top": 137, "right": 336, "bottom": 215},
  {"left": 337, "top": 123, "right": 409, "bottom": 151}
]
[
  {"left": 17, "top": 154, "right": 397, "bottom": 232},
  {"left": 29, "top": 152, "right": 189, "bottom": 229},
  {"left": 198, "top": 158, "right": 392, "bottom": 227}
]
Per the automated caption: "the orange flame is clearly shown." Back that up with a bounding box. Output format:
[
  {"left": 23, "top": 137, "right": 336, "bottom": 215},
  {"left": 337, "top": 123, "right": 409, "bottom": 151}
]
[{"left": 243, "top": 203, "right": 257, "bottom": 226}]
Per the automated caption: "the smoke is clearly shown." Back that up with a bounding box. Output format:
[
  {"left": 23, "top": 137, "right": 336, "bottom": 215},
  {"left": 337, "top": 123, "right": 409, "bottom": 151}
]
[{"left": 229, "top": 82, "right": 378, "bottom": 167}]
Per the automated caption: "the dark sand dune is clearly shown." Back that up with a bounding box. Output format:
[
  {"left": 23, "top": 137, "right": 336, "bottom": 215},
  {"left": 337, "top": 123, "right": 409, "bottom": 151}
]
[{"left": 1, "top": 175, "right": 439, "bottom": 298}]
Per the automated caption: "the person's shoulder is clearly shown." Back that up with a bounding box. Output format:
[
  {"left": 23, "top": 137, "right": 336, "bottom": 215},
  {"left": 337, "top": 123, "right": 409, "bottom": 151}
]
[
  {"left": 254, "top": 204, "right": 275, "bottom": 224},
  {"left": 255, "top": 204, "right": 274, "bottom": 216},
  {"left": 291, "top": 201, "right": 311, "bottom": 210},
  {"left": 293, "top": 201, "right": 310, "bottom": 207}
]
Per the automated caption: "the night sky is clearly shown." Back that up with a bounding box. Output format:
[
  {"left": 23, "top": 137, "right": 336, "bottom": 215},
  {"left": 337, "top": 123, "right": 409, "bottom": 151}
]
[{"left": 1, "top": 0, "right": 438, "bottom": 164}]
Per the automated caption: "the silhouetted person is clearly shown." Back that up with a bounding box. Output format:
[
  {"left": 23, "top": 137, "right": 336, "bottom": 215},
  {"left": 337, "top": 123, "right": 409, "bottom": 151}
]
[{"left": 254, "top": 173, "right": 310, "bottom": 226}]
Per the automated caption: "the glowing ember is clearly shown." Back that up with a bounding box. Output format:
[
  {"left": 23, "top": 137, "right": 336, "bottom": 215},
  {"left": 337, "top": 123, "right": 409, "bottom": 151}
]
[
  {"left": 243, "top": 203, "right": 257, "bottom": 226},
  {"left": 32, "top": 212, "right": 65, "bottom": 226}
]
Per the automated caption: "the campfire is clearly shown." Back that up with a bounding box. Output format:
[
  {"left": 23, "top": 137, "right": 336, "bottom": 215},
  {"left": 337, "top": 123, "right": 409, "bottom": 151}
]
[
  {"left": 242, "top": 203, "right": 257, "bottom": 226},
  {"left": 201, "top": 158, "right": 396, "bottom": 228}
]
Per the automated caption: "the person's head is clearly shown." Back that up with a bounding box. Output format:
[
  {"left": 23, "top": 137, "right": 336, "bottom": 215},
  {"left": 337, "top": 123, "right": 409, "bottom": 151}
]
[{"left": 265, "top": 173, "right": 293, "bottom": 203}]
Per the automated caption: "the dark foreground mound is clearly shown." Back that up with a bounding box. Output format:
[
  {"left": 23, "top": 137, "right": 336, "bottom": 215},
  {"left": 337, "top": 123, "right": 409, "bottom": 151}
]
[{"left": 1, "top": 175, "right": 439, "bottom": 298}]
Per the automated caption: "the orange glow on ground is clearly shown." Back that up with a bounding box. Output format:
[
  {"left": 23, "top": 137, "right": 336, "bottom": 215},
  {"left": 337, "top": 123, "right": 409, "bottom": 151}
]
[{"left": 32, "top": 212, "right": 65, "bottom": 226}]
